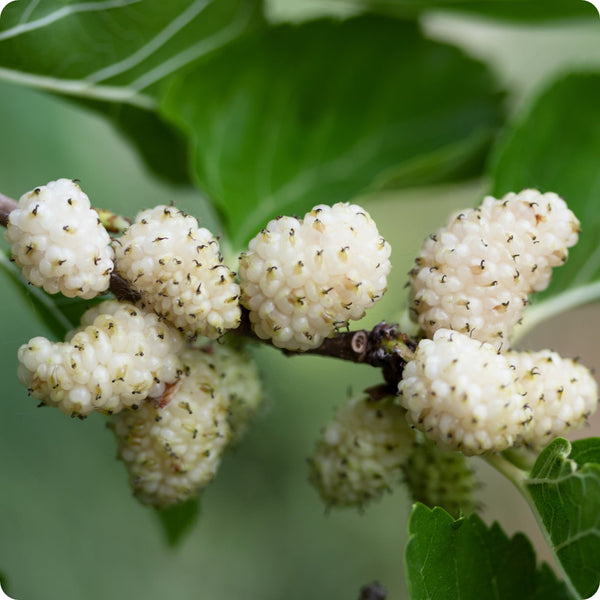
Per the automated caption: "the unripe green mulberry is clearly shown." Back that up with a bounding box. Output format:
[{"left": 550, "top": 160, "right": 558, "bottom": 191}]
[
  {"left": 5, "top": 179, "right": 114, "bottom": 299},
  {"left": 17, "top": 300, "right": 184, "bottom": 417},
  {"left": 309, "top": 395, "right": 413, "bottom": 509},
  {"left": 409, "top": 190, "right": 579, "bottom": 349},
  {"left": 114, "top": 205, "right": 240, "bottom": 339},
  {"left": 507, "top": 349, "right": 598, "bottom": 449},
  {"left": 109, "top": 349, "right": 232, "bottom": 509},
  {"left": 398, "top": 329, "right": 532, "bottom": 455},
  {"left": 402, "top": 438, "right": 478, "bottom": 518},
  {"left": 239, "top": 203, "right": 391, "bottom": 351}
]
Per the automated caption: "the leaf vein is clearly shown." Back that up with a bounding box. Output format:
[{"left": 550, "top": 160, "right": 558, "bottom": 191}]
[{"left": 0, "top": 0, "right": 141, "bottom": 42}]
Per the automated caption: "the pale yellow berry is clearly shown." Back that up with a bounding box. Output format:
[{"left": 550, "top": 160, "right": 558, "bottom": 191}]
[
  {"left": 109, "top": 349, "right": 232, "bottom": 509},
  {"left": 5, "top": 179, "right": 114, "bottom": 298},
  {"left": 239, "top": 203, "right": 391, "bottom": 351}
]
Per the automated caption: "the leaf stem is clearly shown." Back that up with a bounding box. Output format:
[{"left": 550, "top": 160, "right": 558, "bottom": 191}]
[
  {"left": 483, "top": 451, "right": 582, "bottom": 599},
  {"left": 513, "top": 282, "right": 600, "bottom": 342},
  {"left": 483, "top": 452, "right": 528, "bottom": 494}
]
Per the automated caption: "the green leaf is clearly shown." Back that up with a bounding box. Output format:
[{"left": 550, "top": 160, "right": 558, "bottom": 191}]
[
  {"left": 405, "top": 503, "right": 572, "bottom": 600},
  {"left": 155, "top": 497, "right": 201, "bottom": 548},
  {"left": 526, "top": 438, "right": 600, "bottom": 599},
  {"left": 0, "top": 0, "right": 263, "bottom": 182},
  {"left": 0, "top": 571, "right": 9, "bottom": 597},
  {"left": 491, "top": 73, "right": 600, "bottom": 331},
  {"left": 161, "top": 16, "right": 505, "bottom": 248},
  {"left": 0, "top": 250, "right": 89, "bottom": 339},
  {"left": 332, "top": 0, "right": 597, "bottom": 21}
]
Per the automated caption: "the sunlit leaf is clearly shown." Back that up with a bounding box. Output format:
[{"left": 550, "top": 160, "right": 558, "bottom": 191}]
[
  {"left": 0, "top": 0, "right": 262, "bottom": 182},
  {"left": 527, "top": 438, "right": 600, "bottom": 599},
  {"left": 162, "top": 16, "right": 505, "bottom": 247}
]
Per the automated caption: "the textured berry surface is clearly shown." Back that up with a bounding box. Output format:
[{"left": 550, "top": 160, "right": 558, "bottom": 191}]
[
  {"left": 409, "top": 189, "right": 579, "bottom": 348},
  {"left": 403, "top": 437, "right": 478, "bottom": 518},
  {"left": 309, "top": 395, "right": 413, "bottom": 508},
  {"left": 398, "top": 329, "right": 532, "bottom": 455},
  {"left": 239, "top": 203, "right": 391, "bottom": 351},
  {"left": 507, "top": 349, "right": 598, "bottom": 449},
  {"left": 5, "top": 179, "right": 114, "bottom": 298},
  {"left": 17, "top": 300, "right": 184, "bottom": 417},
  {"left": 198, "top": 342, "right": 263, "bottom": 443},
  {"left": 109, "top": 349, "right": 232, "bottom": 508},
  {"left": 114, "top": 206, "right": 240, "bottom": 339}
]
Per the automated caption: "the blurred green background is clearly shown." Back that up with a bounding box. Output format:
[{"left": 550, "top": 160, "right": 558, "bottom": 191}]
[{"left": 1, "top": 5, "right": 600, "bottom": 599}]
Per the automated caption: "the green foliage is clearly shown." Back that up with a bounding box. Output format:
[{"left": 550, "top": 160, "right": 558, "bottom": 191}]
[
  {"left": 0, "top": 0, "right": 263, "bottom": 182},
  {"left": 526, "top": 438, "right": 600, "bottom": 599},
  {"left": 155, "top": 497, "right": 202, "bottom": 548},
  {"left": 405, "top": 503, "right": 573, "bottom": 600},
  {"left": 161, "top": 15, "right": 505, "bottom": 247},
  {"left": 492, "top": 73, "right": 600, "bottom": 305},
  {"left": 0, "top": 250, "right": 88, "bottom": 339},
  {"left": 334, "top": 0, "right": 597, "bottom": 21}
]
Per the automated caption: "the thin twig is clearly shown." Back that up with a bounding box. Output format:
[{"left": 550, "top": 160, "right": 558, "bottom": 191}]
[{"left": 0, "top": 192, "right": 18, "bottom": 227}]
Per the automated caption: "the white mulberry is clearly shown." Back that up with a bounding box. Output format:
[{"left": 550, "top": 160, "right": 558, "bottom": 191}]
[
  {"left": 198, "top": 342, "right": 263, "bottom": 443},
  {"left": 17, "top": 300, "right": 184, "bottom": 417},
  {"left": 114, "top": 206, "right": 240, "bottom": 339},
  {"left": 109, "top": 349, "right": 232, "bottom": 508},
  {"left": 5, "top": 179, "right": 114, "bottom": 298},
  {"left": 409, "top": 189, "right": 579, "bottom": 348},
  {"left": 309, "top": 395, "right": 413, "bottom": 508},
  {"left": 239, "top": 203, "right": 391, "bottom": 351},
  {"left": 507, "top": 349, "right": 598, "bottom": 449},
  {"left": 398, "top": 329, "right": 532, "bottom": 455}
]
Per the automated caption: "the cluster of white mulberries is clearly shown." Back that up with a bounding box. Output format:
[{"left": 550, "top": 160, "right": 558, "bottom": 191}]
[
  {"left": 17, "top": 300, "right": 184, "bottom": 418},
  {"left": 506, "top": 349, "right": 598, "bottom": 450},
  {"left": 109, "top": 349, "right": 233, "bottom": 509},
  {"left": 114, "top": 205, "right": 241, "bottom": 339},
  {"left": 409, "top": 189, "right": 579, "bottom": 348},
  {"left": 398, "top": 329, "right": 532, "bottom": 455},
  {"left": 5, "top": 179, "right": 114, "bottom": 298},
  {"left": 239, "top": 203, "right": 391, "bottom": 351},
  {"left": 400, "top": 189, "right": 599, "bottom": 454},
  {"left": 309, "top": 395, "right": 414, "bottom": 508},
  {"left": 402, "top": 438, "right": 478, "bottom": 518}
]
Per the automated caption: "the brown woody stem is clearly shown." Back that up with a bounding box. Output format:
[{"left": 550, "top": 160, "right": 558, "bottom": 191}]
[
  {"left": 235, "top": 308, "right": 416, "bottom": 387},
  {"left": 0, "top": 192, "right": 18, "bottom": 227}
]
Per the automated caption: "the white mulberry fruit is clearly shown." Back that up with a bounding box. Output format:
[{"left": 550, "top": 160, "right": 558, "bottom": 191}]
[
  {"left": 5, "top": 179, "right": 114, "bottom": 298},
  {"left": 17, "top": 300, "right": 184, "bottom": 417},
  {"left": 507, "top": 349, "right": 598, "bottom": 449},
  {"left": 198, "top": 342, "right": 263, "bottom": 443},
  {"left": 109, "top": 349, "right": 232, "bottom": 508},
  {"left": 402, "top": 437, "right": 478, "bottom": 518},
  {"left": 409, "top": 189, "right": 579, "bottom": 348},
  {"left": 114, "top": 206, "right": 240, "bottom": 339},
  {"left": 309, "top": 395, "right": 413, "bottom": 508},
  {"left": 398, "top": 329, "right": 532, "bottom": 455},
  {"left": 239, "top": 203, "right": 391, "bottom": 351}
]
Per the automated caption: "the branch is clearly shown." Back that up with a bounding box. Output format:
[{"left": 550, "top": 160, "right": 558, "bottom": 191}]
[
  {"left": 0, "top": 192, "right": 18, "bottom": 227},
  {"left": 234, "top": 309, "right": 415, "bottom": 387}
]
